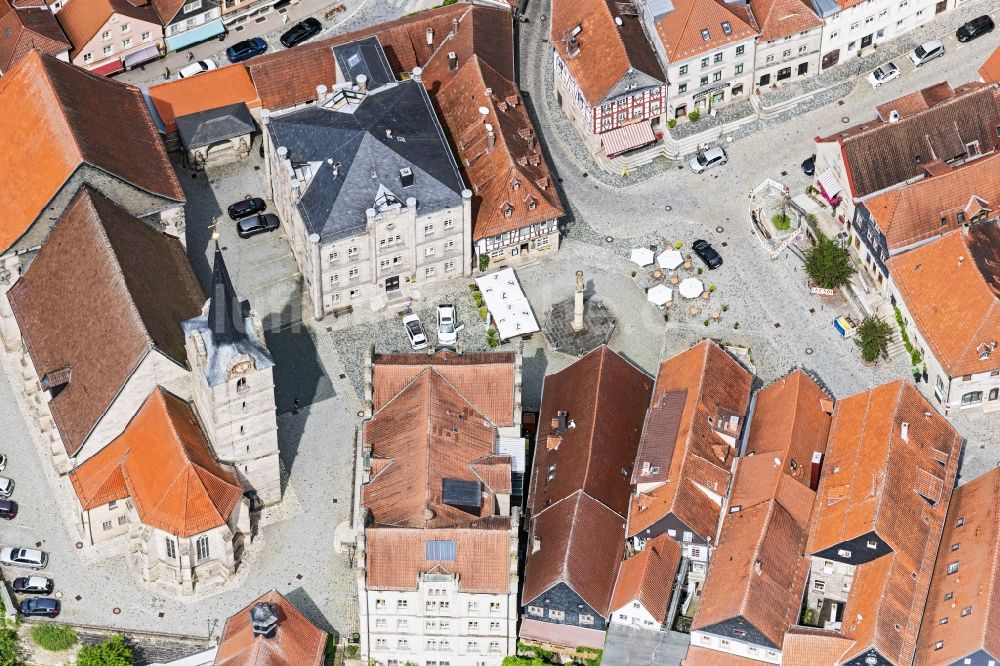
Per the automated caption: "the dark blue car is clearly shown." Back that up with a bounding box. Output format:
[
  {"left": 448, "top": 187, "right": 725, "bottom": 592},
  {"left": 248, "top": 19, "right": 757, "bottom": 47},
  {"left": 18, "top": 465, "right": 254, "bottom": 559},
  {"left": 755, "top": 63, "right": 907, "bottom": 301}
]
[
  {"left": 19, "top": 597, "right": 59, "bottom": 618},
  {"left": 226, "top": 37, "right": 267, "bottom": 63}
]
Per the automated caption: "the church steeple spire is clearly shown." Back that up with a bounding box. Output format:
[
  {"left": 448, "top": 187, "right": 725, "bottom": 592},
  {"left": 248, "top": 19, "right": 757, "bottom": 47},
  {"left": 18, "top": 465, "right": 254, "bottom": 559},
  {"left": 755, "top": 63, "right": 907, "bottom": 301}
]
[{"left": 207, "top": 239, "right": 246, "bottom": 343}]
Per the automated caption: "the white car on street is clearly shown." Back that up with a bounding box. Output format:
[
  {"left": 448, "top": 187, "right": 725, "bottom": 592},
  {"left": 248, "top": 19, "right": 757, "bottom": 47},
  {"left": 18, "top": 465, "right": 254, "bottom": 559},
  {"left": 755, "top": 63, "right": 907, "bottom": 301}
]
[
  {"left": 0, "top": 477, "right": 13, "bottom": 498},
  {"left": 402, "top": 314, "right": 428, "bottom": 350},
  {"left": 688, "top": 146, "right": 728, "bottom": 174},
  {"left": 177, "top": 58, "right": 218, "bottom": 79},
  {"left": 0, "top": 547, "right": 48, "bottom": 570},
  {"left": 436, "top": 304, "right": 461, "bottom": 347},
  {"left": 867, "top": 63, "right": 900, "bottom": 88},
  {"left": 908, "top": 40, "right": 944, "bottom": 67}
]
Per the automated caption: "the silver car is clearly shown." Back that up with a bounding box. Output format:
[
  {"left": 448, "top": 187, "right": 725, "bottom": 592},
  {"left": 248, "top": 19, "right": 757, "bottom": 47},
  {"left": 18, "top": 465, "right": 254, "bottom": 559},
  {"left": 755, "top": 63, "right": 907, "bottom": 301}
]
[
  {"left": 0, "top": 547, "right": 48, "bottom": 570},
  {"left": 436, "top": 304, "right": 459, "bottom": 347},
  {"left": 689, "top": 146, "right": 728, "bottom": 174},
  {"left": 908, "top": 40, "right": 944, "bottom": 67}
]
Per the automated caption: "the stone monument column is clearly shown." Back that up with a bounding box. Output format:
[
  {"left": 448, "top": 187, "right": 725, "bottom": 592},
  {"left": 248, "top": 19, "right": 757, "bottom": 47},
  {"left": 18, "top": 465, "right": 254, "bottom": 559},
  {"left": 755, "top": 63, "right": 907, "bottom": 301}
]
[{"left": 571, "top": 270, "right": 585, "bottom": 332}]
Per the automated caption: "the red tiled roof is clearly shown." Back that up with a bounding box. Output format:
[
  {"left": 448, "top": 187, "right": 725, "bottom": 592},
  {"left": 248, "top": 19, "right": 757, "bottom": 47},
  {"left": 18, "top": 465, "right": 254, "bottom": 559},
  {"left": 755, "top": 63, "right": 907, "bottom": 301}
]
[
  {"left": 0, "top": 51, "right": 183, "bottom": 252},
  {"left": 215, "top": 589, "right": 327, "bottom": 666},
  {"left": 372, "top": 350, "right": 516, "bottom": 427},
  {"left": 748, "top": 0, "right": 820, "bottom": 41},
  {"left": 365, "top": 525, "right": 512, "bottom": 593},
  {"left": 610, "top": 533, "right": 682, "bottom": 620},
  {"left": 8, "top": 187, "right": 205, "bottom": 456},
  {"left": 807, "top": 381, "right": 962, "bottom": 665},
  {"left": 550, "top": 0, "right": 665, "bottom": 106},
  {"left": 363, "top": 367, "right": 510, "bottom": 528},
  {"left": 148, "top": 64, "right": 259, "bottom": 132},
  {"left": 628, "top": 341, "right": 753, "bottom": 540},
  {"left": 981, "top": 45, "right": 1000, "bottom": 83},
  {"left": 781, "top": 626, "right": 855, "bottom": 665},
  {"left": 0, "top": 1, "right": 69, "bottom": 72},
  {"left": 683, "top": 646, "right": 773, "bottom": 665},
  {"left": 654, "top": 0, "right": 758, "bottom": 63},
  {"left": 70, "top": 388, "right": 243, "bottom": 538},
  {"left": 56, "top": 0, "right": 160, "bottom": 59},
  {"left": 889, "top": 225, "right": 1000, "bottom": 377}
]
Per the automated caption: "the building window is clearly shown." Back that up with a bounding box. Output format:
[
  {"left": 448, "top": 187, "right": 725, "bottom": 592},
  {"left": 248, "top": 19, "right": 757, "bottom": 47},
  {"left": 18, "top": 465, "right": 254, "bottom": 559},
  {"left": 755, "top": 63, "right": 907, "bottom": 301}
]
[
  {"left": 103, "top": 45, "right": 113, "bottom": 55},
  {"left": 961, "top": 606, "right": 972, "bottom": 617},
  {"left": 121, "top": 22, "right": 130, "bottom": 32},
  {"left": 102, "top": 520, "right": 113, "bottom": 530},
  {"left": 424, "top": 224, "right": 435, "bottom": 235},
  {"left": 679, "top": 65, "right": 688, "bottom": 75},
  {"left": 397, "top": 599, "right": 408, "bottom": 609},
  {"left": 867, "top": 540, "right": 877, "bottom": 549},
  {"left": 101, "top": 30, "right": 111, "bottom": 40},
  {"left": 682, "top": 531, "right": 693, "bottom": 542},
  {"left": 736, "top": 45, "right": 744, "bottom": 55},
  {"left": 379, "top": 258, "right": 390, "bottom": 269},
  {"left": 183, "top": 0, "right": 202, "bottom": 10},
  {"left": 701, "top": 57, "right": 709, "bottom": 67},
  {"left": 945, "top": 592, "right": 954, "bottom": 600},
  {"left": 713, "top": 71, "right": 722, "bottom": 82},
  {"left": 961, "top": 392, "right": 983, "bottom": 406},
  {"left": 678, "top": 84, "right": 687, "bottom": 93},
  {"left": 527, "top": 606, "right": 543, "bottom": 616},
  {"left": 947, "top": 562, "right": 959, "bottom": 574},
  {"left": 425, "top": 267, "right": 435, "bottom": 278},
  {"left": 939, "top": 617, "right": 948, "bottom": 624},
  {"left": 347, "top": 246, "right": 358, "bottom": 257},
  {"left": 196, "top": 535, "right": 209, "bottom": 561},
  {"left": 123, "top": 38, "right": 132, "bottom": 47},
  {"left": 951, "top": 542, "right": 960, "bottom": 552},
  {"left": 330, "top": 293, "right": 341, "bottom": 304},
  {"left": 713, "top": 53, "right": 722, "bottom": 63},
  {"left": 667, "top": 529, "right": 677, "bottom": 537},
  {"left": 142, "top": 31, "right": 151, "bottom": 40},
  {"left": 489, "top": 642, "right": 500, "bottom": 653},
  {"left": 330, "top": 274, "right": 340, "bottom": 284},
  {"left": 468, "top": 621, "right": 479, "bottom": 630},
  {"left": 777, "top": 67, "right": 792, "bottom": 80},
  {"left": 735, "top": 64, "right": 743, "bottom": 74},
  {"left": 848, "top": 41, "right": 857, "bottom": 51},
  {"left": 813, "top": 580, "right": 826, "bottom": 591},
  {"left": 766, "top": 55, "right": 774, "bottom": 63},
  {"left": 83, "top": 53, "right": 93, "bottom": 62},
  {"left": 700, "top": 76, "right": 709, "bottom": 86},
  {"left": 349, "top": 267, "right": 359, "bottom": 278},
  {"left": 991, "top": 388, "right": 999, "bottom": 401},
  {"left": 117, "top": 514, "right": 127, "bottom": 525},
  {"left": 397, "top": 639, "right": 408, "bottom": 650},
  {"left": 165, "top": 537, "right": 176, "bottom": 559},
  {"left": 934, "top": 642, "right": 944, "bottom": 651},
  {"left": 783, "top": 49, "right": 791, "bottom": 57},
  {"left": 579, "top": 614, "right": 594, "bottom": 625},
  {"left": 837, "top": 549, "right": 852, "bottom": 558},
  {"left": 548, "top": 609, "right": 564, "bottom": 620},
  {"left": 425, "top": 247, "right": 435, "bottom": 257},
  {"left": 444, "top": 219, "right": 454, "bottom": 230}
]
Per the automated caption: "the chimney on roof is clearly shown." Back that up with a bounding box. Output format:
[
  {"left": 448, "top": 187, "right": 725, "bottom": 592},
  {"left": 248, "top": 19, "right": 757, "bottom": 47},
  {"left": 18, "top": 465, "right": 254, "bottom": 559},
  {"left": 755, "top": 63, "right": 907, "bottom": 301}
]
[
  {"left": 356, "top": 74, "right": 368, "bottom": 92},
  {"left": 448, "top": 51, "right": 458, "bottom": 71},
  {"left": 888, "top": 109, "right": 901, "bottom": 123},
  {"left": 411, "top": 67, "right": 422, "bottom": 83},
  {"left": 485, "top": 123, "right": 496, "bottom": 152},
  {"left": 532, "top": 536, "right": 541, "bottom": 553},
  {"left": 316, "top": 84, "right": 328, "bottom": 105},
  {"left": 900, "top": 421, "right": 909, "bottom": 442},
  {"left": 250, "top": 602, "right": 279, "bottom": 639},
  {"left": 810, "top": 452, "right": 823, "bottom": 490},
  {"left": 753, "top": 559, "right": 762, "bottom": 575},
  {"left": 426, "top": 27, "right": 434, "bottom": 45},
  {"left": 399, "top": 166, "right": 414, "bottom": 188},
  {"left": 260, "top": 109, "right": 271, "bottom": 125},
  {"left": 557, "top": 410, "right": 568, "bottom": 434},
  {"left": 452, "top": 17, "right": 459, "bottom": 33}
]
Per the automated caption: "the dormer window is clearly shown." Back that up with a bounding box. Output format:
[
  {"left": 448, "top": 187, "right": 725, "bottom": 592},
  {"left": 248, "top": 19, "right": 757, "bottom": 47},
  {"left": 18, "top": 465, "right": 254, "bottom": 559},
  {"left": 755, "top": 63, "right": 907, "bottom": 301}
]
[
  {"left": 511, "top": 179, "right": 521, "bottom": 190},
  {"left": 41, "top": 367, "right": 72, "bottom": 399},
  {"left": 721, "top": 21, "right": 732, "bottom": 34},
  {"left": 701, "top": 29, "right": 710, "bottom": 41},
  {"left": 502, "top": 204, "right": 513, "bottom": 217}
]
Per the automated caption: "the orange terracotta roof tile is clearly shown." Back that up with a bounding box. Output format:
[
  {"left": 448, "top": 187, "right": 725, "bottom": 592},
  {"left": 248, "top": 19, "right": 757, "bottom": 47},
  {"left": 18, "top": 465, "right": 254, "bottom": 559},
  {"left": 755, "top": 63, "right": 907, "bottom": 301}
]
[
  {"left": 215, "top": 589, "right": 327, "bottom": 666},
  {"left": 550, "top": 0, "right": 664, "bottom": 106},
  {"left": 522, "top": 490, "right": 627, "bottom": 615},
  {"left": 888, "top": 225, "right": 1000, "bottom": 377},
  {"left": 148, "top": 64, "right": 259, "bottom": 132},
  {"left": 531, "top": 345, "right": 653, "bottom": 518},
  {"left": 654, "top": 0, "right": 758, "bottom": 63},
  {"left": 366, "top": 525, "right": 512, "bottom": 593},
  {"left": 372, "top": 350, "right": 516, "bottom": 426},
  {"left": 0, "top": 1, "right": 69, "bottom": 72},
  {"left": 692, "top": 500, "right": 811, "bottom": 649},
  {"left": 683, "top": 645, "right": 778, "bottom": 665},
  {"left": 628, "top": 341, "right": 753, "bottom": 541},
  {"left": 915, "top": 467, "right": 1000, "bottom": 665},
  {"left": 0, "top": 51, "right": 183, "bottom": 252},
  {"left": 807, "top": 381, "right": 962, "bottom": 665},
  {"left": 8, "top": 188, "right": 205, "bottom": 456},
  {"left": 749, "top": 0, "right": 820, "bottom": 41},
  {"left": 781, "top": 626, "right": 854, "bottom": 665},
  {"left": 70, "top": 388, "right": 243, "bottom": 538},
  {"left": 56, "top": 0, "right": 159, "bottom": 58},
  {"left": 875, "top": 82, "right": 955, "bottom": 121},
  {"left": 363, "top": 368, "right": 510, "bottom": 528},
  {"left": 610, "top": 533, "right": 682, "bottom": 620},
  {"left": 981, "top": 45, "right": 1000, "bottom": 83}
]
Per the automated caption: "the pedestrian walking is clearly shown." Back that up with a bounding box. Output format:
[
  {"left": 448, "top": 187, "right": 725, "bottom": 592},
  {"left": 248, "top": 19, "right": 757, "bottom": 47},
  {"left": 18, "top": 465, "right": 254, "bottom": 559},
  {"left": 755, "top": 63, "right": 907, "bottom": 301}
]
[{"left": 293, "top": 397, "right": 300, "bottom": 415}]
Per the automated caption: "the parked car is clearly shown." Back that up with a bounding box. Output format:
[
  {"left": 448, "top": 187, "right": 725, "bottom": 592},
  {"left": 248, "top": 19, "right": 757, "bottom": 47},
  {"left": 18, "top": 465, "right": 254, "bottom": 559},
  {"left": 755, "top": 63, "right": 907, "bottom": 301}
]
[
  {"left": 237, "top": 214, "right": 280, "bottom": 239},
  {"left": 19, "top": 597, "right": 59, "bottom": 618},
  {"left": 0, "top": 547, "right": 48, "bottom": 570},
  {"left": 228, "top": 197, "right": 267, "bottom": 220},
  {"left": 956, "top": 15, "right": 994, "bottom": 42},
  {"left": 226, "top": 37, "right": 268, "bottom": 63},
  {"left": 867, "top": 62, "right": 900, "bottom": 88},
  {"left": 692, "top": 239, "right": 723, "bottom": 269},
  {"left": 177, "top": 58, "right": 217, "bottom": 79},
  {"left": 908, "top": 40, "right": 944, "bottom": 67},
  {"left": 436, "top": 304, "right": 460, "bottom": 347},
  {"left": 402, "top": 314, "right": 428, "bottom": 350},
  {"left": 0, "top": 499, "right": 17, "bottom": 520},
  {"left": 0, "top": 453, "right": 7, "bottom": 472},
  {"left": 280, "top": 18, "right": 321, "bottom": 48},
  {"left": 12, "top": 576, "right": 53, "bottom": 595},
  {"left": 801, "top": 154, "right": 815, "bottom": 176},
  {"left": 0, "top": 477, "right": 13, "bottom": 498},
  {"left": 688, "top": 147, "right": 727, "bottom": 174}
]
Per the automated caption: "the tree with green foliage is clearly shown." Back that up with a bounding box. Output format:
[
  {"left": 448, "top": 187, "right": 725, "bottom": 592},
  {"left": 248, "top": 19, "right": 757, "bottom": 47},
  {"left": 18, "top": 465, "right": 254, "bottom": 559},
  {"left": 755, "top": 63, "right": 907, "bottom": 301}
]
[
  {"left": 0, "top": 625, "right": 21, "bottom": 666},
  {"left": 29, "top": 623, "right": 76, "bottom": 651},
  {"left": 854, "top": 315, "right": 893, "bottom": 364},
  {"left": 478, "top": 253, "right": 490, "bottom": 273},
  {"left": 804, "top": 232, "right": 855, "bottom": 289},
  {"left": 76, "top": 634, "right": 133, "bottom": 666}
]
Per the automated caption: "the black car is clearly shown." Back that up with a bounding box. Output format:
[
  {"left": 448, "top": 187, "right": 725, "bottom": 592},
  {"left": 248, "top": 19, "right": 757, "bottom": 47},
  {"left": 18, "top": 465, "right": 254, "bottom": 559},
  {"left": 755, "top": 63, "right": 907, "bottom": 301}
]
[
  {"left": 0, "top": 499, "right": 16, "bottom": 520},
  {"left": 237, "top": 213, "right": 280, "bottom": 238},
  {"left": 228, "top": 197, "right": 267, "bottom": 220},
  {"left": 12, "top": 576, "right": 53, "bottom": 595},
  {"left": 801, "top": 154, "right": 816, "bottom": 176},
  {"left": 280, "top": 18, "right": 322, "bottom": 48},
  {"left": 956, "top": 15, "right": 994, "bottom": 42},
  {"left": 692, "top": 239, "right": 723, "bottom": 269},
  {"left": 19, "top": 597, "right": 59, "bottom": 618}
]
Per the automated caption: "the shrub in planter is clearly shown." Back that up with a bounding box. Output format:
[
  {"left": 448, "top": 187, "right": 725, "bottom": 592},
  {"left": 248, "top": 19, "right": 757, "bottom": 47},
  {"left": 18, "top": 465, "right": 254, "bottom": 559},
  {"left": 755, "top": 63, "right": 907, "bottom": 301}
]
[
  {"left": 31, "top": 623, "right": 77, "bottom": 651},
  {"left": 667, "top": 118, "right": 677, "bottom": 128},
  {"left": 697, "top": 267, "right": 703, "bottom": 275},
  {"left": 708, "top": 284, "right": 717, "bottom": 292},
  {"left": 630, "top": 270, "right": 637, "bottom": 277},
  {"left": 345, "top": 644, "right": 360, "bottom": 657},
  {"left": 771, "top": 213, "right": 792, "bottom": 231},
  {"left": 479, "top": 306, "right": 488, "bottom": 321},
  {"left": 703, "top": 319, "right": 710, "bottom": 326},
  {"left": 688, "top": 109, "right": 700, "bottom": 122}
]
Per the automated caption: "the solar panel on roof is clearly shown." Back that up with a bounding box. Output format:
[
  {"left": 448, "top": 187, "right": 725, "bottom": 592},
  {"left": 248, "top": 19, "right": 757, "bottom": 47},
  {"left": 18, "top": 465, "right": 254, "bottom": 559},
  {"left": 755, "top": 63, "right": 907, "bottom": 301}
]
[
  {"left": 425, "top": 540, "right": 456, "bottom": 561},
  {"left": 442, "top": 478, "right": 482, "bottom": 509}
]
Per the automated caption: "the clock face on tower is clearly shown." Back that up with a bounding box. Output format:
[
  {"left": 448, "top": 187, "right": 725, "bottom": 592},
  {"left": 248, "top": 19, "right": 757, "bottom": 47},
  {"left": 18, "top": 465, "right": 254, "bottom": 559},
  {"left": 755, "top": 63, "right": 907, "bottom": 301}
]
[{"left": 229, "top": 359, "right": 254, "bottom": 378}]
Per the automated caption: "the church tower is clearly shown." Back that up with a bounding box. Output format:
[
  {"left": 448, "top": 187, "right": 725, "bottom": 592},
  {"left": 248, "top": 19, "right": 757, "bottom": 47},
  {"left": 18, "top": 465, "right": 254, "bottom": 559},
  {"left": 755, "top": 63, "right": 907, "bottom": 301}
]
[{"left": 183, "top": 241, "right": 281, "bottom": 506}]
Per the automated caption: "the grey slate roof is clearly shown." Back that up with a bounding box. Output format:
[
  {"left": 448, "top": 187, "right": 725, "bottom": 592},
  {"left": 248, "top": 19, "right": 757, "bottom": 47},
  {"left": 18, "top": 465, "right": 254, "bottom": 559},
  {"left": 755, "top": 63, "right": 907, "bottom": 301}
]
[
  {"left": 175, "top": 102, "right": 256, "bottom": 150},
  {"left": 333, "top": 37, "right": 395, "bottom": 90},
  {"left": 266, "top": 80, "right": 465, "bottom": 242},
  {"left": 182, "top": 245, "right": 273, "bottom": 388}
]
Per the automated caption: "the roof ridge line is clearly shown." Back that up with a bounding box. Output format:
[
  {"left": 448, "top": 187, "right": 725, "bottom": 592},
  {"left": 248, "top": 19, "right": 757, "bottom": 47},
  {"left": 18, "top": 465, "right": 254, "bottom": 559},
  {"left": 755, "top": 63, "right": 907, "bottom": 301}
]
[{"left": 579, "top": 347, "right": 608, "bottom": 496}]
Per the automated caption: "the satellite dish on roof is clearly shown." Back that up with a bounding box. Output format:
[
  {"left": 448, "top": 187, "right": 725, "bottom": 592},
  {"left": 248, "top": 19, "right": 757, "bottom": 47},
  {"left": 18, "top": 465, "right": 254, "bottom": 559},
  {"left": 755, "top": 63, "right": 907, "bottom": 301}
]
[{"left": 479, "top": 106, "right": 489, "bottom": 116}]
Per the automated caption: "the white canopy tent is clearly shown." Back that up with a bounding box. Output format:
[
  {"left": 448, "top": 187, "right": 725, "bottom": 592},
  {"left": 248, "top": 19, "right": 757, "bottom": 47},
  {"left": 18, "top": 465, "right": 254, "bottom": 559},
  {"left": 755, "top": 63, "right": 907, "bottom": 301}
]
[
  {"left": 647, "top": 284, "right": 673, "bottom": 306},
  {"left": 630, "top": 248, "right": 655, "bottom": 267},
  {"left": 678, "top": 277, "right": 704, "bottom": 299},
  {"left": 475, "top": 268, "right": 540, "bottom": 341},
  {"left": 656, "top": 249, "right": 683, "bottom": 270}
]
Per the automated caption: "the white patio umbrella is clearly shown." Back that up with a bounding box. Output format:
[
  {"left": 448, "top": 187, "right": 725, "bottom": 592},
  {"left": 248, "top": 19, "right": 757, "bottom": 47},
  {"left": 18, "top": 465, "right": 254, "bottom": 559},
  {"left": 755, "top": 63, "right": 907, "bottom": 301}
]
[
  {"left": 647, "top": 284, "right": 673, "bottom": 306},
  {"left": 656, "top": 249, "right": 683, "bottom": 270},
  {"left": 630, "top": 247, "right": 655, "bottom": 267},
  {"left": 678, "top": 277, "right": 704, "bottom": 299}
]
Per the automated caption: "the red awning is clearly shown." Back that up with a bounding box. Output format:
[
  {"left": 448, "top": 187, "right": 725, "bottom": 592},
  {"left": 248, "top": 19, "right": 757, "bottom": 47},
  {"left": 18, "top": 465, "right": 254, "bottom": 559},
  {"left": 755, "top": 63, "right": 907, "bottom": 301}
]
[
  {"left": 89, "top": 59, "right": 125, "bottom": 77},
  {"left": 602, "top": 122, "right": 656, "bottom": 157}
]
